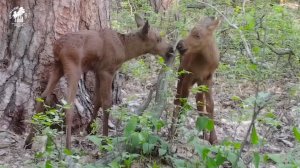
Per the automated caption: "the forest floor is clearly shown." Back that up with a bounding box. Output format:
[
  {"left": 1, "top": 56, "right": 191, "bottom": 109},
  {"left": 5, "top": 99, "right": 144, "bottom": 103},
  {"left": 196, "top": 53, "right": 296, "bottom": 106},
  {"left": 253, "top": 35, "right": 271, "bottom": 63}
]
[{"left": 0, "top": 56, "right": 299, "bottom": 167}]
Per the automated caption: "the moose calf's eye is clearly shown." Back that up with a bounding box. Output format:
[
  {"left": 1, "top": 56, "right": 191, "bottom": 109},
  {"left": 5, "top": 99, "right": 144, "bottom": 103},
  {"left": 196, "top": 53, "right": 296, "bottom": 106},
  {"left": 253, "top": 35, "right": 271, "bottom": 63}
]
[{"left": 193, "top": 34, "right": 200, "bottom": 38}]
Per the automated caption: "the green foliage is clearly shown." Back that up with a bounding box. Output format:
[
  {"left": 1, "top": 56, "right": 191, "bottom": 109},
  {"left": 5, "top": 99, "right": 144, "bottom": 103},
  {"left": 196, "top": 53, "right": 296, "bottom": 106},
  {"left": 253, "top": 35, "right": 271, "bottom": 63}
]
[
  {"left": 196, "top": 116, "right": 214, "bottom": 132},
  {"left": 121, "top": 59, "right": 152, "bottom": 82},
  {"left": 264, "top": 148, "right": 300, "bottom": 168},
  {"left": 251, "top": 126, "right": 259, "bottom": 145},
  {"left": 191, "top": 85, "right": 209, "bottom": 94},
  {"left": 29, "top": 99, "right": 80, "bottom": 168},
  {"left": 253, "top": 152, "right": 260, "bottom": 168},
  {"left": 293, "top": 127, "right": 300, "bottom": 143}
]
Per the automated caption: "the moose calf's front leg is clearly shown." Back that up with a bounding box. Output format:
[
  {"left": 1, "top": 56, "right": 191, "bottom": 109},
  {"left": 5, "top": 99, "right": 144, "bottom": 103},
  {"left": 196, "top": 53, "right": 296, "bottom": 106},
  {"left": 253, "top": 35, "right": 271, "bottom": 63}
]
[
  {"left": 99, "top": 72, "right": 114, "bottom": 136},
  {"left": 195, "top": 83, "right": 210, "bottom": 141},
  {"left": 170, "top": 74, "right": 194, "bottom": 139},
  {"left": 205, "top": 80, "right": 218, "bottom": 144}
]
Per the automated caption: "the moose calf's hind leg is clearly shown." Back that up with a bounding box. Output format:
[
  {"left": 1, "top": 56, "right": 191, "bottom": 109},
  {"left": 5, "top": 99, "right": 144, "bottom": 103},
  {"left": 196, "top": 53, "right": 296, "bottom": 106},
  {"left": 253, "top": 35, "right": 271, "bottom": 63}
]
[
  {"left": 86, "top": 78, "right": 102, "bottom": 134},
  {"left": 24, "top": 63, "right": 63, "bottom": 149},
  {"left": 99, "top": 72, "right": 114, "bottom": 136},
  {"left": 65, "top": 71, "right": 81, "bottom": 149}
]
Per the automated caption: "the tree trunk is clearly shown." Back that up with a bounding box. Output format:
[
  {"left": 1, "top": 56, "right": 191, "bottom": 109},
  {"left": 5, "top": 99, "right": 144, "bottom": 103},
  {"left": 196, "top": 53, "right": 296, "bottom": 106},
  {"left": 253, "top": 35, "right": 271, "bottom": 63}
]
[
  {"left": 0, "top": 0, "right": 113, "bottom": 135},
  {"left": 149, "top": 0, "right": 174, "bottom": 13}
]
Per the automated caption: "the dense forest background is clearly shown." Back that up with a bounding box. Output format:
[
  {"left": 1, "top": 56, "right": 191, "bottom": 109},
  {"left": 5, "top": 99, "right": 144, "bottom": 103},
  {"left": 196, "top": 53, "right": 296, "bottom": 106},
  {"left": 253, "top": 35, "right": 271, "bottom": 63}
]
[{"left": 0, "top": 0, "right": 300, "bottom": 167}]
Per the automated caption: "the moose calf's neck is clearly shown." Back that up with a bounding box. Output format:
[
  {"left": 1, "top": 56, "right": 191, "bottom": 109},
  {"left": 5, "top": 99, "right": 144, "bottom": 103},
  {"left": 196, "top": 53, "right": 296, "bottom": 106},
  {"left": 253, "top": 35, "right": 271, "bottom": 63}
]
[{"left": 119, "top": 33, "right": 150, "bottom": 61}]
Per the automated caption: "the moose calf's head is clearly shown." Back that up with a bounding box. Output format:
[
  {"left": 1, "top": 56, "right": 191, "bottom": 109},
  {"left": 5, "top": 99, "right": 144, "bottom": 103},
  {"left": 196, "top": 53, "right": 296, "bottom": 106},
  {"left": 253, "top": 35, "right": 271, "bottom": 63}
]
[
  {"left": 176, "top": 17, "right": 221, "bottom": 54},
  {"left": 134, "top": 14, "right": 174, "bottom": 60}
]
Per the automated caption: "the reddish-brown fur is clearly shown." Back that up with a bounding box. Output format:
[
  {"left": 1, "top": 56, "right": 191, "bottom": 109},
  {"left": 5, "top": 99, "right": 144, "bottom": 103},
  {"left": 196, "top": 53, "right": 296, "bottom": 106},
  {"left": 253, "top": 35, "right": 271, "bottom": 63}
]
[
  {"left": 25, "top": 14, "right": 174, "bottom": 149},
  {"left": 171, "top": 17, "right": 220, "bottom": 144}
]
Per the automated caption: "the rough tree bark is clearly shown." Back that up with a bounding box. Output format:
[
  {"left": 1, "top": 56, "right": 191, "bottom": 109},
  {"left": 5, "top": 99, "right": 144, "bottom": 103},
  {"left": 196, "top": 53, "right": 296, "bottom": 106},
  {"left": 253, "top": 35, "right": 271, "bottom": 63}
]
[{"left": 0, "top": 0, "right": 116, "bottom": 135}]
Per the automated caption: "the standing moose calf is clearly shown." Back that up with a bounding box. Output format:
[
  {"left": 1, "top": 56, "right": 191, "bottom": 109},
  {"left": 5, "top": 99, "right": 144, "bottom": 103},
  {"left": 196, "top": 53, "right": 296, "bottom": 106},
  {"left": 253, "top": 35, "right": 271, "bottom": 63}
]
[
  {"left": 24, "top": 14, "right": 174, "bottom": 149},
  {"left": 171, "top": 17, "right": 221, "bottom": 144}
]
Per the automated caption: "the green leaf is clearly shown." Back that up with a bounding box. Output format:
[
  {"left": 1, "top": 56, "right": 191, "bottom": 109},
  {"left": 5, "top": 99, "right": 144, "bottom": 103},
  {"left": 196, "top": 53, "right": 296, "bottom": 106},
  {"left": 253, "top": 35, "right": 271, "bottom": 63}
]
[
  {"left": 152, "top": 162, "right": 160, "bottom": 168},
  {"left": 273, "top": 5, "right": 284, "bottom": 13},
  {"left": 191, "top": 85, "right": 209, "bottom": 94},
  {"left": 293, "top": 127, "right": 300, "bottom": 143},
  {"left": 202, "top": 148, "right": 210, "bottom": 160},
  {"left": 196, "top": 116, "right": 214, "bottom": 131},
  {"left": 64, "top": 148, "right": 72, "bottom": 156},
  {"left": 36, "top": 97, "right": 44, "bottom": 103},
  {"left": 207, "top": 119, "right": 214, "bottom": 131},
  {"left": 231, "top": 95, "right": 241, "bottom": 102},
  {"left": 251, "top": 126, "right": 259, "bottom": 145},
  {"left": 194, "top": 143, "right": 206, "bottom": 157},
  {"left": 253, "top": 152, "right": 260, "bottom": 168},
  {"left": 87, "top": 135, "right": 102, "bottom": 146},
  {"left": 248, "top": 63, "right": 257, "bottom": 71},
  {"left": 244, "top": 14, "right": 255, "bottom": 30},
  {"left": 34, "top": 152, "right": 44, "bottom": 159},
  {"left": 233, "top": 142, "right": 241, "bottom": 149},
  {"left": 45, "top": 160, "right": 52, "bottom": 168},
  {"left": 63, "top": 104, "right": 72, "bottom": 109},
  {"left": 206, "top": 157, "right": 217, "bottom": 168},
  {"left": 227, "top": 152, "right": 238, "bottom": 164},
  {"left": 173, "top": 158, "right": 186, "bottom": 167},
  {"left": 264, "top": 112, "right": 276, "bottom": 119},
  {"left": 177, "top": 69, "right": 190, "bottom": 76},
  {"left": 252, "top": 46, "right": 261, "bottom": 55},
  {"left": 109, "top": 161, "right": 121, "bottom": 168},
  {"left": 266, "top": 153, "right": 284, "bottom": 164},
  {"left": 159, "top": 148, "right": 167, "bottom": 156},
  {"left": 155, "top": 120, "right": 165, "bottom": 131},
  {"left": 157, "top": 56, "right": 165, "bottom": 65},
  {"left": 124, "top": 117, "right": 138, "bottom": 136},
  {"left": 128, "top": 132, "right": 142, "bottom": 147},
  {"left": 215, "top": 152, "right": 226, "bottom": 166},
  {"left": 142, "top": 143, "right": 155, "bottom": 154},
  {"left": 148, "top": 135, "right": 159, "bottom": 144},
  {"left": 196, "top": 116, "right": 209, "bottom": 131}
]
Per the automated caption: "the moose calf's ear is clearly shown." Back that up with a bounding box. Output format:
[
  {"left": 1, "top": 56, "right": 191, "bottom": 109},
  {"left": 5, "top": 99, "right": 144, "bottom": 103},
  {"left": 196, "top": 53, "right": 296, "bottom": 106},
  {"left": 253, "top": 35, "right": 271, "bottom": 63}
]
[
  {"left": 135, "top": 13, "right": 145, "bottom": 27},
  {"left": 207, "top": 18, "right": 221, "bottom": 31},
  {"left": 141, "top": 20, "right": 150, "bottom": 35}
]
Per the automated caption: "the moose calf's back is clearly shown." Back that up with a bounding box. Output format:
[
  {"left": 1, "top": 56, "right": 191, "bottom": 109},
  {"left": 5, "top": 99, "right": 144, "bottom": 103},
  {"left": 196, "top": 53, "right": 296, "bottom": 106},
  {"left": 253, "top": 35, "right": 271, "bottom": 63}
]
[{"left": 53, "top": 29, "right": 127, "bottom": 72}]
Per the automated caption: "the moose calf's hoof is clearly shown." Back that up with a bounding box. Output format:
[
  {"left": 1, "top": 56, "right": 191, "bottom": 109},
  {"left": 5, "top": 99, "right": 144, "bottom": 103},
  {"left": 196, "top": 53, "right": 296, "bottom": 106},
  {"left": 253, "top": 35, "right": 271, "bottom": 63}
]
[
  {"left": 24, "top": 134, "right": 34, "bottom": 149},
  {"left": 209, "top": 138, "right": 218, "bottom": 145}
]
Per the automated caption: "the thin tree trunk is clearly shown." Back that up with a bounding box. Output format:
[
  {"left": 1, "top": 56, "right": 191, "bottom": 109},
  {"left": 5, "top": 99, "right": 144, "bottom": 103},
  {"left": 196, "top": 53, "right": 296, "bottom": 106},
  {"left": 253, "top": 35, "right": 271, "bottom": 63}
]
[{"left": 149, "top": 0, "right": 173, "bottom": 13}]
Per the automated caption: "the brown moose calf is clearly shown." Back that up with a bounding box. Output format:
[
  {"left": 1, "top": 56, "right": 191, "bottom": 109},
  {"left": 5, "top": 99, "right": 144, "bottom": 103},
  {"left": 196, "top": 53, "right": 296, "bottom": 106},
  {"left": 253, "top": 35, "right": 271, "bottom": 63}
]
[
  {"left": 24, "top": 14, "right": 174, "bottom": 149},
  {"left": 171, "top": 17, "right": 221, "bottom": 144}
]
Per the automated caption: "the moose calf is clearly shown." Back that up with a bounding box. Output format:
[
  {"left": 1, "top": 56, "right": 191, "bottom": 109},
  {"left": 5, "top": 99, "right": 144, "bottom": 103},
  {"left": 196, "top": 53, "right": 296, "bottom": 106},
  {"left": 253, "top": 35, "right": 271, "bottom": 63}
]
[
  {"left": 171, "top": 17, "right": 221, "bottom": 144},
  {"left": 24, "top": 14, "right": 174, "bottom": 149}
]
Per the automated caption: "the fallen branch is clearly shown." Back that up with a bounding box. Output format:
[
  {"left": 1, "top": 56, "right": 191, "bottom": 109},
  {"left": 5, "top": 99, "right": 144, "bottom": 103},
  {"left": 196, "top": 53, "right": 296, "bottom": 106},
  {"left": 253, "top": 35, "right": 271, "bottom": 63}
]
[
  {"left": 153, "top": 39, "right": 179, "bottom": 119},
  {"left": 136, "top": 37, "right": 179, "bottom": 118},
  {"left": 256, "top": 31, "right": 294, "bottom": 56},
  {"left": 186, "top": 4, "right": 206, "bottom": 9},
  {"left": 135, "top": 85, "right": 155, "bottom": 115}
]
